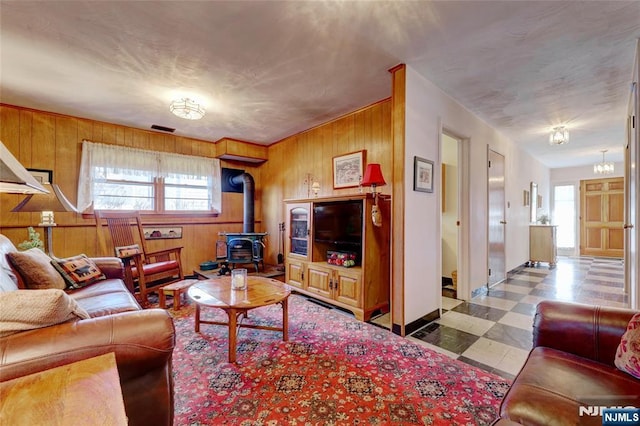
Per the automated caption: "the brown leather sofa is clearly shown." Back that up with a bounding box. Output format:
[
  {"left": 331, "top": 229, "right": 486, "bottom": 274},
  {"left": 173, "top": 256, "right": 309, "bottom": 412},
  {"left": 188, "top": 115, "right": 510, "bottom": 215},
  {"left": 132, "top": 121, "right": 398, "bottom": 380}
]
[
  {"left": 494, "top": 300, "right": 640, "bottom": 426},
  {"left": 0, "top": 235, "right": 176, "bottom": 426}
]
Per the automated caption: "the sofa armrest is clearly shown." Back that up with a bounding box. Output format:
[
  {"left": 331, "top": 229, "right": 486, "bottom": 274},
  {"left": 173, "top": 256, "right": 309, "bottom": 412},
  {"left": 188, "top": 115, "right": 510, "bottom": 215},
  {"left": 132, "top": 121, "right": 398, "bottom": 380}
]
[
  {"left": 0, "top": 309, "right": 174, "bottom": 382},
  {"left": 92, "top": 257, "right": 125, "bottom": 280},
  {"left": 533, "top": 300, "right": 636, "bottom": 366}
]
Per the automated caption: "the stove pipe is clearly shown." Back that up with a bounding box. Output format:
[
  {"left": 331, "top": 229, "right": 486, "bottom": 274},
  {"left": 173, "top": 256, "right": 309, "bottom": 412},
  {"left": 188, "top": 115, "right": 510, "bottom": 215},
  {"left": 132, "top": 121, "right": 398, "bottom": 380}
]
[{"left": 230, "top": 172, "right": 255, "bottom": 233}]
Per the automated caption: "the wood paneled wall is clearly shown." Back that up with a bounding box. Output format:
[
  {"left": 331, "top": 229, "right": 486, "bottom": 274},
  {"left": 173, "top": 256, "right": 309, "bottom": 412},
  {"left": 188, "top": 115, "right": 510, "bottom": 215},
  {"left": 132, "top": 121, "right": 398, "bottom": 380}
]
[
  {"left": 1, "top": 99, "right": 392, "bottom": 272},
  {"left": 261, "top": 99, "right": 393, "bottom": 264},
  {"left": 0, "top": 104, "right": 262, "bottom": 273}
]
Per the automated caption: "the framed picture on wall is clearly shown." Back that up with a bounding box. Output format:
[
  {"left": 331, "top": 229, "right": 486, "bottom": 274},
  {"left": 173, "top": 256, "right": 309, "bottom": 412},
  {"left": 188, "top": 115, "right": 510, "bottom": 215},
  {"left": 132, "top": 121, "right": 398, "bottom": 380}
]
[
  {"left": 413, "top": 156, "right": 434, "bottom": 193},
  {"left": 27, "top": 168, "right": 52, "bottom": 184},
  {"left": 333, "top": 150, "right": 365, "bottom": 189}
]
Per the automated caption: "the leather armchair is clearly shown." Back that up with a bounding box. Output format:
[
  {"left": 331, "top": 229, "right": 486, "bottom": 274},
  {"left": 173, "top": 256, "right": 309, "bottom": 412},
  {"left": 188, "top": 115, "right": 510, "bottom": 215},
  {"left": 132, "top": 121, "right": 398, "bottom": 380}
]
[{"left": 496, "top": 300, "right": 640, "bottom": 426}]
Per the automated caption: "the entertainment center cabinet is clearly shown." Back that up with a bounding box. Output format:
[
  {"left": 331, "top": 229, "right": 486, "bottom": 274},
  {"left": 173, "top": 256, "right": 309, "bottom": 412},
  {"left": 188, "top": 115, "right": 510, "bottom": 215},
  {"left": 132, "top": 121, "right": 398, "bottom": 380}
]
[{"left": 284, "top": 194, "right": 390, "bottom": 321}]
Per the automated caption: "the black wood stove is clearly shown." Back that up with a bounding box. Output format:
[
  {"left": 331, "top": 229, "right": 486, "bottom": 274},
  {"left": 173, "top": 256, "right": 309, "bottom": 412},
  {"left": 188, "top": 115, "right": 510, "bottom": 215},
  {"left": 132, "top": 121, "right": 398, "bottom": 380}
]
[
  {"left": 221, "top": 232, "right": 267, "bottom": 272},
  {"left": 219, "top": 171, "right": 268, "bottom": 272}
]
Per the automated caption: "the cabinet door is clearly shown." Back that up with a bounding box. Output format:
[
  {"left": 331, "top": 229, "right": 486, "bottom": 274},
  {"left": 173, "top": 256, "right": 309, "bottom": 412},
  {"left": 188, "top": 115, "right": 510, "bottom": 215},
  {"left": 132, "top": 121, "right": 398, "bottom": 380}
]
[
  {"left": 286, "top": 202, "right": 312, "bottom": 261},
  {"left": 334, "top": 268, "right": 362, "bottom": 308},
  {"left": 530, "top": 226, "right": 557, "bottom": 265},
  {"left": 285, "top": 259, "right": 305, "bottom": 289},
  {"left": 306, "top": 264, "right": 332, "bottom": 298}
]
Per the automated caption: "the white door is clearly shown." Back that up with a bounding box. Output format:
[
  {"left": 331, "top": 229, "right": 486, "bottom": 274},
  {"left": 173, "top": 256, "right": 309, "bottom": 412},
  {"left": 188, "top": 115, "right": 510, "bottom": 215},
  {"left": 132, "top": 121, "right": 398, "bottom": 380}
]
[
  {"left": 625, "top": 74, "right": 638, "bottom": 309},
  {"left": 488, "top": 149, "right": 506, "bottom": 286}
]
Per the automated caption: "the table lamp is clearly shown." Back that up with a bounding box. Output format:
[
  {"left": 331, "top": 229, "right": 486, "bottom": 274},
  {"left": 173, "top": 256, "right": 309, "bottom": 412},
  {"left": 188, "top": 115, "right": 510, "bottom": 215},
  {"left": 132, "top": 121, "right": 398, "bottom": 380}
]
[
  {"left": 360, "top": 164, "right": 386, "bottom": 227},
  {"left": 12, "top": 183, "right": 78, "bottom": 256}
]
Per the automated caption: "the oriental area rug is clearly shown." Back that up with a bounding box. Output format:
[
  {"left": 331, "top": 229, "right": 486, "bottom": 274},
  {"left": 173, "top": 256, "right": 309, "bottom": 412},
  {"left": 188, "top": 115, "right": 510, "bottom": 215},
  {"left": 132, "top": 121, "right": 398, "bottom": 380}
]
[{"left": 168, "top": 294, "right": 510, "bottom": 425}]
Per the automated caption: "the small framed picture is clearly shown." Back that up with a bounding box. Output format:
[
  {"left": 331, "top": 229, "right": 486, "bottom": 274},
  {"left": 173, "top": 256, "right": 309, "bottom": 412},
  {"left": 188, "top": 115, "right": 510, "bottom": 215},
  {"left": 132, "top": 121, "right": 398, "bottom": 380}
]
[
  {"left": 27, "top": 168, "right": 52, "bottom": 184},
  {"left": 333, "top": 150, "right": 365, "bottom": 189},
  {"left": 413, "top": 156, "right": 434, "bottom": 193}
]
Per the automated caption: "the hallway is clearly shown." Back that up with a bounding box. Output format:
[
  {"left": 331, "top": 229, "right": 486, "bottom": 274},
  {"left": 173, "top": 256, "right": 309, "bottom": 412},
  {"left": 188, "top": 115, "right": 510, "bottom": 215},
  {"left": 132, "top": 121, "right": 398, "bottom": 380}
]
[{"left": 408, "top": 256, "right": 626, "bottom": 380}]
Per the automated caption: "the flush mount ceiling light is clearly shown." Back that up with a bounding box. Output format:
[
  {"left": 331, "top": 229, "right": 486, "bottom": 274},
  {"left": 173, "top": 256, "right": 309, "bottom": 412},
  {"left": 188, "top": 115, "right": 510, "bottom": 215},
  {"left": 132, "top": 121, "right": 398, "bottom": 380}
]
[
  {"left": 594, "top": 149, "right": 614, "bottom": 175},
  {"left": 549, "top": 126, "right": 569, "bottom": 145},
  {"left": 169, "top": 98, "right": 205, "bottom": 120}
]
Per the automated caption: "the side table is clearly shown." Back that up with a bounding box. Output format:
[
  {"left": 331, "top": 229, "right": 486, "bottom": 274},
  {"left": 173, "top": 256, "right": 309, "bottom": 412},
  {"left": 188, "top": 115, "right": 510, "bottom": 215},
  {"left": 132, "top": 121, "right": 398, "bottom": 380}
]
[{"left": 159, "top": 278, "right": 197, "bottom": 310}]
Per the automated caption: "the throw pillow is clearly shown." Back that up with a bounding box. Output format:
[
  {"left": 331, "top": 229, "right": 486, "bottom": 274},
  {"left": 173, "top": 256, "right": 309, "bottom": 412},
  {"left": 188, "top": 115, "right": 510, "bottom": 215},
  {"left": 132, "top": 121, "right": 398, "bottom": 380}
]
[
  {"left": 7, "top": 248, "right": 66, "bottom": 290},
  {"left": 0, "top": 289, "right": 90, "bottom": 337},
  {"left": 115, "top": 244, "right": 141, "bottom": 258},
  {"left": 51, "top": 254, "right": 106, "bottom": 289},
  {"left": 614, "top": 312, "right": 640, "bottom": 379}
]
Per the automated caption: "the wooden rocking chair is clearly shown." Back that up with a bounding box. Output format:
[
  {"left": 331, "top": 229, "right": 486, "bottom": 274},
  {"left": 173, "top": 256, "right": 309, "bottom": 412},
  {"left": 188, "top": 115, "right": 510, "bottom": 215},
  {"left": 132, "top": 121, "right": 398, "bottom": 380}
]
[{"left": 94, "top": 210, "right": 184, "bottom": 305}]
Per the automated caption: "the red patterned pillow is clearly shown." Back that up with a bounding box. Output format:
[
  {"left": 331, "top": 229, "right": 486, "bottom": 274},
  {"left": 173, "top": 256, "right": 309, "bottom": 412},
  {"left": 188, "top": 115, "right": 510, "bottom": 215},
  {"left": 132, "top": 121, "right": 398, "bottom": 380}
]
[
  {"left": 115, "top": 244, "right": 141, "bottom": 258},
  {"left": 51, "top": 254, "right": 106, "bottom": 289},
  {"left": 614, "top": 312, "right": 640, "bottom": 379}
]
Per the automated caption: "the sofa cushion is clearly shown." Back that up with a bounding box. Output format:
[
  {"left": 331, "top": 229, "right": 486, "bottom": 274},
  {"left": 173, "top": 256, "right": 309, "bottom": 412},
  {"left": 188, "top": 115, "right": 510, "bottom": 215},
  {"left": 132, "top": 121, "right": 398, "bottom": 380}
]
[
  {"left": 614, "top": 312, "right": 640, "bottom": 379},
  {"left": 0, "top": 289, "right": 90, "bottom": 337},
  {"left": 132, "top": 260, "right": 180, "bottom": 278},
  {"left": 500, "top": 347, "right": 640, "bottom": 426},
  {"left": 51, "top": 254, "right": 106, "bottom": 289},
  {"left": 7, "top": 248, "right": 66, "bottom": 290},
  {"left": 67, "top": 278, "right": 141, "bottom": 317}
]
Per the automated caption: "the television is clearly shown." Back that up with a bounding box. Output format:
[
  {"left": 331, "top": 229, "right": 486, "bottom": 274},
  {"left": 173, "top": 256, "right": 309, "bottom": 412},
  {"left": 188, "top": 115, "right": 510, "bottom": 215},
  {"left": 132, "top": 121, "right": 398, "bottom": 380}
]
[{"left": 313, "top": 200, "right": 363, "bottom": 246}]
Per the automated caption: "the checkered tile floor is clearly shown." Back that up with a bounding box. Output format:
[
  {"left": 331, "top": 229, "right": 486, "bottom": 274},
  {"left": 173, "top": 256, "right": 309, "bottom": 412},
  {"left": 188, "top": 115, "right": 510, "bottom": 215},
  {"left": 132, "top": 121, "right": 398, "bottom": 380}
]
[{"left": 407, "top": 256, "right": 626, "bottom": 380}]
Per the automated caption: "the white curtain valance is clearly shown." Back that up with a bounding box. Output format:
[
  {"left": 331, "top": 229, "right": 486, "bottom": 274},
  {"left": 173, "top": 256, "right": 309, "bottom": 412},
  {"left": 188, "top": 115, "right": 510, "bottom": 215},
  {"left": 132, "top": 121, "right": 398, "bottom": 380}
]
[{"left": 77, "top": 140, "right": 221, "bottom": 212}]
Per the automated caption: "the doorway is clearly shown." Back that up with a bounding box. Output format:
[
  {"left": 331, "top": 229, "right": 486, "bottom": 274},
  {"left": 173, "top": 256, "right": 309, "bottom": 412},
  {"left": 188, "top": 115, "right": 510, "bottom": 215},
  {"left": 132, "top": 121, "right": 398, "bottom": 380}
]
[
  {"left": 553, "top": 184, "right": 577, "bottom": 256},
  {"left": 441, "top": 133, "right": 459, "bottom": 298}
]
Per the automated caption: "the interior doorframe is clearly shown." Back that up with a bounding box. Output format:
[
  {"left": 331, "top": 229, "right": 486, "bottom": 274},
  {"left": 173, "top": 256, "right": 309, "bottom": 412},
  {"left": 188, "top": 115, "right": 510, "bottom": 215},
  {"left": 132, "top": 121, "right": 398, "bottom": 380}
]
[{"left": 440, "top": 125, "right": 471, "bottom": 302}]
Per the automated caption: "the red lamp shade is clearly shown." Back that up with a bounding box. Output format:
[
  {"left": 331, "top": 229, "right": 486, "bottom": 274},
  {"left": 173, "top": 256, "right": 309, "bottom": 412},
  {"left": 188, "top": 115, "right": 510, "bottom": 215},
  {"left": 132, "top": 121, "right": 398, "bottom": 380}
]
[{"left": 360, "top": 164, "right": 386, "bottom": 187}]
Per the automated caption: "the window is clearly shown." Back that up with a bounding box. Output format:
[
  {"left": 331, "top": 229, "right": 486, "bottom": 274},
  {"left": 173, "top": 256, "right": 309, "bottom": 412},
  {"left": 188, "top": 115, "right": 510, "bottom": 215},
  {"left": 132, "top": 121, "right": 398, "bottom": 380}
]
[
  {"left": 553, "top": 184, "right": 576, "bottom": 249},
  {"left": 78, "top": 141, "right": 221, "bottom": 213}
]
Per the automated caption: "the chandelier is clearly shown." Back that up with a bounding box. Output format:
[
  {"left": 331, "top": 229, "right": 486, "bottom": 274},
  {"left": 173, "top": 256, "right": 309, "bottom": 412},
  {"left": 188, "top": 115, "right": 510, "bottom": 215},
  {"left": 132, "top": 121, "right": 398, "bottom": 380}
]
[
  {"left": 549, "top": 126, "right": 569, "bottom": 145},
  {"left": 593, "top": 149, "right": 614, "bottom": 175},
  {"left": 169, "top": 98, "right": 205, "bottom": 120}
]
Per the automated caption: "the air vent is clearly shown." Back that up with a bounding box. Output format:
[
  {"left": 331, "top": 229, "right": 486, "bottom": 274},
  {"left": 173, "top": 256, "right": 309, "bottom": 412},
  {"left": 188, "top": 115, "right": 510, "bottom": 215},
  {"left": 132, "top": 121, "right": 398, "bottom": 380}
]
[{"left": 151, "top": 124, "right": 176, "bottom": 133}]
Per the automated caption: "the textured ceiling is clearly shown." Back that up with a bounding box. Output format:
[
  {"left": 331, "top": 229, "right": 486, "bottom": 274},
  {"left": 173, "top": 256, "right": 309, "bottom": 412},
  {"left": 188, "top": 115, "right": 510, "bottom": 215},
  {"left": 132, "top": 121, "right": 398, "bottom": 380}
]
[{"left": 1, "top": 1, "right": 638, "bottom": 168}]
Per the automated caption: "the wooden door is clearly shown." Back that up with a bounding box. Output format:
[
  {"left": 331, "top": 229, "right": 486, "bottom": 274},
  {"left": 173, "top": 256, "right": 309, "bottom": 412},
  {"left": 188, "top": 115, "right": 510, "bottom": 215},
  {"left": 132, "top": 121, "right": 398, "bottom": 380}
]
[{"left": 580, "top": 177, "right": 625, "bottom": 257}]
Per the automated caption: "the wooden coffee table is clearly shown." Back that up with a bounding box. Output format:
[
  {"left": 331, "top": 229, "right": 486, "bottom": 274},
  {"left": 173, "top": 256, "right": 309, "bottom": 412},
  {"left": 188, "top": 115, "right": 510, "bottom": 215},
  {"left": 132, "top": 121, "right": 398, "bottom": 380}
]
[{"left": 187, "top": 276, "right": 291, "bottom": 363}]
